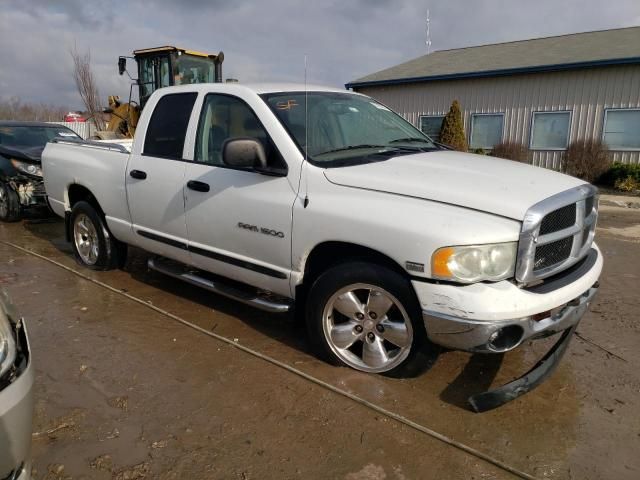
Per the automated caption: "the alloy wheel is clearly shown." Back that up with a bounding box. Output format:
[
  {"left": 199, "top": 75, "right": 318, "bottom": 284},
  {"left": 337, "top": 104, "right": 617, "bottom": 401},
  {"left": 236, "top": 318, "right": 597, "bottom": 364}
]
[
  {"left": 322, "top": 283, "right": 413, "bottom": 373},
  {"left": 73, "top": 213, "right": 99, "bottom": 265}
]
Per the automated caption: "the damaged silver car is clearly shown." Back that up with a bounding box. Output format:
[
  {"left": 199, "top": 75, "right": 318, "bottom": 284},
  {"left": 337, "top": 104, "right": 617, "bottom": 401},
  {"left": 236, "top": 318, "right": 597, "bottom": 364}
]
[
  {"left": 0, "top": 289, "right": 33, "bottom": 479},
  {"left": 0, "top": 121, "right": 81, "bottom": 222}
]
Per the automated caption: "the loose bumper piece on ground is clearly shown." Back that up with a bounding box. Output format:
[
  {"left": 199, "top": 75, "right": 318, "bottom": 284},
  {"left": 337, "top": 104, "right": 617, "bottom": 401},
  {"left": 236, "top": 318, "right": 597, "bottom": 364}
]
[
  {"left": 468, "top": 324, "right": 578, "bottom": 413},
  {"left": 423, "top": 283, "right": 598, "bottom": 412}
]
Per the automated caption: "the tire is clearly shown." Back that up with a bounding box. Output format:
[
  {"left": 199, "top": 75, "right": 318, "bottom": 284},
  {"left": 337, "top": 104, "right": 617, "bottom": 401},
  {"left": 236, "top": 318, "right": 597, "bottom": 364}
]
[
  {"left": 0, "top": 181, "right": 21, "bottom": 222},
  {"left": 69, "top": 201, "right": 127, "bottom": 270},
  {"left": 306, "top": 261, "right": 439, "bottom": 378}
]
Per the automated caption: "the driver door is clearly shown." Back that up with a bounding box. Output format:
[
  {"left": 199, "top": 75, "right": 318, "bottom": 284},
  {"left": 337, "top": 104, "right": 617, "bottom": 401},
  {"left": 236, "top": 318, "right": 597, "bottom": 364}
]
[{"left": 183, "top": 93, "right": 296, "bottom": 296}]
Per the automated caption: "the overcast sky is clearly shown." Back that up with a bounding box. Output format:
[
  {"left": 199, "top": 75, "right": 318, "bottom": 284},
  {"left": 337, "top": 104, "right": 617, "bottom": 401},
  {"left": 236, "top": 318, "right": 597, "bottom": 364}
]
[{"left": 1, "top": 0, "right": 639, "bottom": 110}]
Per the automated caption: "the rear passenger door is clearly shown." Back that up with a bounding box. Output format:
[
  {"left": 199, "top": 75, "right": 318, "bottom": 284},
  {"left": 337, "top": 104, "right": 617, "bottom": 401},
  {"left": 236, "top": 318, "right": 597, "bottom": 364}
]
[
  {"left": 183, "top": 93, "right": 296, "bottom": 296},
  {"left": 125, "top": 92, "right": 197, "bottom": 263}
]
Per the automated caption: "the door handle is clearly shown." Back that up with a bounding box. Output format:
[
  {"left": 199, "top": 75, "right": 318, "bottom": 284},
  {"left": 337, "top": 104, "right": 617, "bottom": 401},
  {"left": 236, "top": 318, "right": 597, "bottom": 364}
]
[
  {"left": 130, "top": 169, "right": 147, "bottom": 180},
  {"left": 187, "top": 180, "right": 210, "bottom": 192}
]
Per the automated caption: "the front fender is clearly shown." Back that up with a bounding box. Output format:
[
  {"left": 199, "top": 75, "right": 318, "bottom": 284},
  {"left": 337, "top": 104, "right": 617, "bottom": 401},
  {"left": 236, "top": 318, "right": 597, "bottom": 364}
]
[{"left": 292, "top": 168, "right": 522, "bottom": 282}]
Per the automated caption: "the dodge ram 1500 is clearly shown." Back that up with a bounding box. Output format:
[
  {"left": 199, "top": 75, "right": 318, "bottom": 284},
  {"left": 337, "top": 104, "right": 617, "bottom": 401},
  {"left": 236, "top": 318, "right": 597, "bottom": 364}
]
[{"left": 42, "top": 83, "right": 602, "bottom": 411}]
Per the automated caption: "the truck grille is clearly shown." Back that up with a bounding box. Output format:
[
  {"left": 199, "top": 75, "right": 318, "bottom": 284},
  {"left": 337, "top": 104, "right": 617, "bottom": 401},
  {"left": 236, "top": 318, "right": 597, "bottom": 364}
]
[
  {"left": 534, "top": 237, "right": 573, "bottom": 270},
  {"left": 539, "top": 204, "right": 576, "bottom": 234},
  {"left": 516, "top": 185, "right": 598, "bottom": 284}
]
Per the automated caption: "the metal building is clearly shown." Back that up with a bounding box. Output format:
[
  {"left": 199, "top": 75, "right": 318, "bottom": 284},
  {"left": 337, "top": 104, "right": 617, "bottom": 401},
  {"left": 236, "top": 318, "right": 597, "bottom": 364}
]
[{"left": 346, "top": 27, "right": 640, "bottom": 169}]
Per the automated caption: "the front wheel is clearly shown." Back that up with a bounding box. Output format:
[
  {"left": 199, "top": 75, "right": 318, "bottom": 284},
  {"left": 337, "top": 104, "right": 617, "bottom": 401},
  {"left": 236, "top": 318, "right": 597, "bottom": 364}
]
[
  {"left": 0, "top": 181, "right": 21, "bottom": 222},
  {"left": 306, "top": 262, "right": 438, "bottom": 377},
  {"left": 70, "top": 201, "right": 127, "bottom": 270}
]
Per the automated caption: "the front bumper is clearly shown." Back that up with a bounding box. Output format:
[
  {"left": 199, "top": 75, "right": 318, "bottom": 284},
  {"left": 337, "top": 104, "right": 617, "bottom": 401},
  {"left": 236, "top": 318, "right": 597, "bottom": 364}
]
[
  {"left": 415, "top": 245, "right": 602, "bottom": 353},
  {"left": 423, "top": 284, "right": 598, "bottom": 352},
  {"left": 0, "top": 321, "right": 34, "bottom": 480},
  {"left": 8, "top": 177, "right": 48, "bottom": 211}
]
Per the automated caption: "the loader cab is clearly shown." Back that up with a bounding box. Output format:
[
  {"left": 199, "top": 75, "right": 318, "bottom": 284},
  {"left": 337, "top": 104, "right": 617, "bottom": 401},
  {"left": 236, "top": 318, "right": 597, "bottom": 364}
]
[{"left": 129, "top": 46, "right": 224, "bottom": 109}]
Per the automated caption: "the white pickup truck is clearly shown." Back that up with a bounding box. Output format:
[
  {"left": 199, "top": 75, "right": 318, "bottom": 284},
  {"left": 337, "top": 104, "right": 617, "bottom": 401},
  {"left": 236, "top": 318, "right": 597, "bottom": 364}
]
[{"left": 43, "top": 83, "right": 602, "bottom": 411}]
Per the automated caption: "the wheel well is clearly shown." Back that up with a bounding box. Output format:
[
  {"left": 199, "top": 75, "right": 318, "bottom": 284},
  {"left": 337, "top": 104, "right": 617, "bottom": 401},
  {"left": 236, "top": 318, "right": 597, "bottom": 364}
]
[
  {"left": 67, "top": 184, "right": 104, "bottom": 216},
  {"left": 66, "top": 184, "right": 105, "bottom": 241},
  {"left": 301, "top": 241, "right": 408, "bottom": 288},
  {"left": 292, "top": 242, "right": 411, "bottom": 321}
]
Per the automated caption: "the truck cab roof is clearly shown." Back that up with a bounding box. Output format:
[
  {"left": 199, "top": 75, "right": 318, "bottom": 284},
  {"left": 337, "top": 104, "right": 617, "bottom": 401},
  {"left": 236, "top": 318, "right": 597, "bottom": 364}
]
[{"left": 154, "top": 82, "right": 350, "bottom": 96}]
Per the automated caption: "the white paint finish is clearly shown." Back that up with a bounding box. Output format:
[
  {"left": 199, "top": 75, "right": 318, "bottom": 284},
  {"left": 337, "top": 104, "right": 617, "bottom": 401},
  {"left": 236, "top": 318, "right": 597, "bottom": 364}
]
[
  {"left": 323, "top": 151, "right": 585, "bottom": 220},
  {"left": 292, "top": 164, "right": 522, "bottom": 281},
  {"left": 184, "top": 163, "right": 295, "bottom": 296},
  {"left": 357, "top": 65, "right": 640, "bottom": 167},
  {"left": 413, "top": 243, "right": 603, "bottom": 321},
  {"left": 124, "top": 155, "right": 191, "bottom": 264},
  {"left": 42, "top": 83, "right": 603, "bottom": 340},
  {"left": 41, "top": 142, "right": 131, "bottom": 227}
]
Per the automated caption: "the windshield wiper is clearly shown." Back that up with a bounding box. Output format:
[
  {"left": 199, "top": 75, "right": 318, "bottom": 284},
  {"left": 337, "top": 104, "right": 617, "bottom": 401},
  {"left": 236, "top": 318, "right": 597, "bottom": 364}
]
[
  {"left": 316, "top": 144, "right": 391, "bottom": 156},
  {"left": 388, "top": 137, "right": 433, "bottom": 144}
]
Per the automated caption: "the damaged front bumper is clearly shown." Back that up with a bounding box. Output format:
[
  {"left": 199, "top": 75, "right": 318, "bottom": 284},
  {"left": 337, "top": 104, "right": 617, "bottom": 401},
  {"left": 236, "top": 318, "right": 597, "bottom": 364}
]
[
  {"left": 412, "top": 244, "right": 602, "bottom": 411},
  {"left": 423, "top": 283, "right": 598, "bottom": 353},
  {"left": 9, "top": 177, "right": 48, "bottom": 210},
  {"left": 415, "top": 245, "right": 603, "bottom": 353}
]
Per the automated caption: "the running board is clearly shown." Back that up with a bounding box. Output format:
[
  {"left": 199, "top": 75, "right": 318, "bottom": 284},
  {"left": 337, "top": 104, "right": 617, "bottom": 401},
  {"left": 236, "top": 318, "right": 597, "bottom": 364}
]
[{"left": 147, "top": 257, "right": 292, "bottom": 313}]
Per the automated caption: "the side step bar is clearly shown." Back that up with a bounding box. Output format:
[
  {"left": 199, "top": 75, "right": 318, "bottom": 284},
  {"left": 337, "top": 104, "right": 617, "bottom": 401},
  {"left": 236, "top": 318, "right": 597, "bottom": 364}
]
[{"left": 147, "top": 258, "right": 292, "bottom": 313}]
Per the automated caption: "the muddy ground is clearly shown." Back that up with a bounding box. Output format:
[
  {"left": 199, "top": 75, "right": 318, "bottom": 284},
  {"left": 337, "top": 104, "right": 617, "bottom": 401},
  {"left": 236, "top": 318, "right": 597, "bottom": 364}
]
[{"left": 0, "top": 206, "right": 638, "bottom": 480}]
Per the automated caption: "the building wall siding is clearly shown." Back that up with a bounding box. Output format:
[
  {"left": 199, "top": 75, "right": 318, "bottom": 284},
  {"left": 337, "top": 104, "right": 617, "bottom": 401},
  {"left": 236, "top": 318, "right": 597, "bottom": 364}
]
[{"left": 355, "top": 65, "right": 640, "bottom": 169}]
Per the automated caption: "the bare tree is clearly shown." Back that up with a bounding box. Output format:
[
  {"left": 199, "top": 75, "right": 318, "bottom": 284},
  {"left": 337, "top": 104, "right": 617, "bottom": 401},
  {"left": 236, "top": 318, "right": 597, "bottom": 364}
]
[
  {"left": 0, "top": 97, "right": 68, "bottom": 122},
  {"left": 70, "top": 46, "right": 105, "bottom": 131}
]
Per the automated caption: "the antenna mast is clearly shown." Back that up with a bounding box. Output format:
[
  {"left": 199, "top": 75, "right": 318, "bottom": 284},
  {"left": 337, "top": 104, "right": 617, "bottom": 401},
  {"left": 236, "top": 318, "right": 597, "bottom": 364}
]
[{"left": 425, "top": 9, "right": 432, "bottom": 54}]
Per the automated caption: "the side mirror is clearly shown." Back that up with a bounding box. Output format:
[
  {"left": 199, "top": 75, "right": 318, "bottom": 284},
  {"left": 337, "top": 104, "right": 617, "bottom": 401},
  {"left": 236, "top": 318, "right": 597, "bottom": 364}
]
[
  {"left": 222, "top": 138, "right": 267, "bottom": 169},
  {"left": 118, "top": 57, "right": 127, "bottom": 76}
]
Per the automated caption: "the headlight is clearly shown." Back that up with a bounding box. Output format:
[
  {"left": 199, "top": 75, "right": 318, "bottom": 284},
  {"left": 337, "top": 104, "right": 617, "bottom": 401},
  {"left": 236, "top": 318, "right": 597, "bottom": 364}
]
[
  {"left": 431, "top": 242, "right": 517, "bottom": 283},
  {"left": 0, "top": 294, "right": 17, "bottom": 379},
  {"left": 11, "top": 159, "right": 42, "bottom": 177}
]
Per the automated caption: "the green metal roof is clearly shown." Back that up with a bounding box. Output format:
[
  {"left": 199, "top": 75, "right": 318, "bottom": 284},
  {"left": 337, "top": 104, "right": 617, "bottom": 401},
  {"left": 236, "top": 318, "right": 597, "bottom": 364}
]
[{"left": 347, "top": 26, "right": 640, "bottom": 89}]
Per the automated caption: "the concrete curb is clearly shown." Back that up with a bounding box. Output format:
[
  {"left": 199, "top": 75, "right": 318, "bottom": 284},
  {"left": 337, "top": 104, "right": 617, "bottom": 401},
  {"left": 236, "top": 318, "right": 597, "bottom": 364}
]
[{"left": 599, "top": 194, "right": 640, "bottom": 209}]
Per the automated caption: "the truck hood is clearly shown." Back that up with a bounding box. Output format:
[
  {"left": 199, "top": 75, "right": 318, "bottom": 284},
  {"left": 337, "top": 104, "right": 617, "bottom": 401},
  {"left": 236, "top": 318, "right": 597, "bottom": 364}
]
[{"left": 323, "top": 150, "right": 586, "bottom": 220}]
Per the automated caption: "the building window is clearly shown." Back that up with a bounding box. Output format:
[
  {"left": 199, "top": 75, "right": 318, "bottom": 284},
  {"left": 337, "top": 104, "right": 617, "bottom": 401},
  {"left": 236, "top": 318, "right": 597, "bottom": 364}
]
[
  {"left": 469, "top": 113, "right": 504, "bottom": 150},
  {"left": 530, "top": 111, "right": 571, "bottom": 150},
  {"left": 419, "top": 115, "right": 445, "bottom": 142},
  {"left": 603, "top": 109, "right": 640, "bottom": 151}
]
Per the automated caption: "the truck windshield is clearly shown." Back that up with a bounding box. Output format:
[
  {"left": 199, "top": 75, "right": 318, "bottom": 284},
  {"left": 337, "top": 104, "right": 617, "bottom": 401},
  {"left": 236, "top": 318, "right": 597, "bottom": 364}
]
[{"left": 261, "top": 91, "right": 438, "bottom": 167}]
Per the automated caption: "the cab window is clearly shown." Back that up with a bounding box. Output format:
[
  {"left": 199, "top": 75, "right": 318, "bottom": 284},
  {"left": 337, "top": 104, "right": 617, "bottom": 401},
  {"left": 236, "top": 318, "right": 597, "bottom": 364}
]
[
  {"left": 195, "top": 94, "right": 284, "bottom": 168},
  {"left": 143, "top": 92, "right": 197, "bottom": 160}
]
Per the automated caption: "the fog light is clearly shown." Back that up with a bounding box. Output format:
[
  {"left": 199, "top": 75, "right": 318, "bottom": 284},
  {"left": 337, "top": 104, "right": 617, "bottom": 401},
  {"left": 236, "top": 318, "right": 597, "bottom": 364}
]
[{"left": 488, "top": 325, "right": 524, "bottom": 352}]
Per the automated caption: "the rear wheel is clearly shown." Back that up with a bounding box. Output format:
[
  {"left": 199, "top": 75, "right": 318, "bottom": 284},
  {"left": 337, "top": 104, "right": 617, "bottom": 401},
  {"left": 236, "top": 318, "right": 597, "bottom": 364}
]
[
  {"left": 0, "top": 181, "right": 21, "bottom": 222},
  {"left": 70, "top": 201, "right": 126, "bottom": 270},
  {"left": 306, "top": 261, "right": 438, "bottom": 377}
]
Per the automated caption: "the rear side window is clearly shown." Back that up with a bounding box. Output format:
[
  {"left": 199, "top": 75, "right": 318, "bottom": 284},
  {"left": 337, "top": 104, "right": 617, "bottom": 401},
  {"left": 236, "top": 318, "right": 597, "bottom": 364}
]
[{"left": 143, "top": 92, "right": 197, "bottom": 159}]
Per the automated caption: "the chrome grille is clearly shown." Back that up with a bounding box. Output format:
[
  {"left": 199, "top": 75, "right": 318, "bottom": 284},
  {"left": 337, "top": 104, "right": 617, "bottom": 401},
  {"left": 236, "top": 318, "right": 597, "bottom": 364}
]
[
  {"left": 516, "top": 185, "right": 598, "bottom": 284},
  {"left": 534, "top": 237, "right": 573, "bottom": 270},
  {"left": 539, "top": 203, "right": 576, "bottom": 235}
]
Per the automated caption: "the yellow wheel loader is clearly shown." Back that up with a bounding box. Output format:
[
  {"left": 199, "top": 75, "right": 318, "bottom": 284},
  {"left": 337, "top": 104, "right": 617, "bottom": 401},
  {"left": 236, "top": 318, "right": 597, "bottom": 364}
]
[{"left": 98, "top": 46, "right": 224, "bottom": 139}]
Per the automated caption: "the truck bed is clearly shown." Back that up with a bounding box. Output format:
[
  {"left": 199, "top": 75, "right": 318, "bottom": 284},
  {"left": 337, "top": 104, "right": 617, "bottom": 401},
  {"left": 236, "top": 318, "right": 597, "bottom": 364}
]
[{"left": 42, "top": 138, "right": 133, "bottom": 239}]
